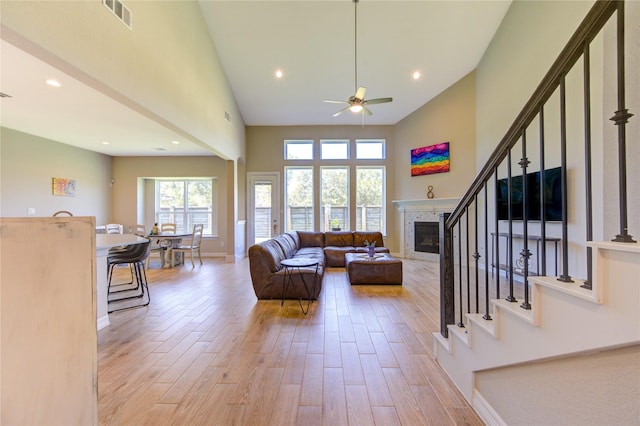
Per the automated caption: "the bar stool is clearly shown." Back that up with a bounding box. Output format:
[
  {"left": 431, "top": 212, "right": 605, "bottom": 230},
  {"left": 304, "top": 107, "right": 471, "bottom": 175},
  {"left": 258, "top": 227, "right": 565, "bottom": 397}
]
[{"left": 107, "top": 241, "right": 151, "bottom": 313}]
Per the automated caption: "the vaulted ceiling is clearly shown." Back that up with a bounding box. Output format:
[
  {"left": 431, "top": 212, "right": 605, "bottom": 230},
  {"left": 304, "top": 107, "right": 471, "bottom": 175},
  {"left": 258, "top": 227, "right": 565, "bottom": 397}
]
[{"left": 0, "top": 1, "right": 511, "bottom": 156}]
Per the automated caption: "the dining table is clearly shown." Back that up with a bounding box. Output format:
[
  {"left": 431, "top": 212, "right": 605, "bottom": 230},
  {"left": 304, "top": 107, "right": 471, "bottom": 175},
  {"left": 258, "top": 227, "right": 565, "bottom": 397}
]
[{"left": 150, "top": 232, "right": 193, "bottom": 267}]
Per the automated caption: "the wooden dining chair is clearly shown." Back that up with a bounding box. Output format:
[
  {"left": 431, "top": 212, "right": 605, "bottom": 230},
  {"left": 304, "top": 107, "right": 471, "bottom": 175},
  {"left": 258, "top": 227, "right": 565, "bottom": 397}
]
[
  {"left": 160, "top": 223, "right": 176, "bottom": 234},
  {"left": 171, "top": 224, "right": 204, "bottom": 267},
  {"left": 106, "top": 223, "right": 123, "bottom": 234}
]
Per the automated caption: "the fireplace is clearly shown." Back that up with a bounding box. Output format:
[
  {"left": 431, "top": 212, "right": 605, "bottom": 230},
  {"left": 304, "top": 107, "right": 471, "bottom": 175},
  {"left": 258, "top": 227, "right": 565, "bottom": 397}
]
[{"left": 414, "top": 222, "right": 439, "bottom": 253}]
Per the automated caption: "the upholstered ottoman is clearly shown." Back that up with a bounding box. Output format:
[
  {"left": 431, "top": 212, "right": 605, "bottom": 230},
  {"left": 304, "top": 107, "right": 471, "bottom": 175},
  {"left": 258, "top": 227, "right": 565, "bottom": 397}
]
[{"left": 345, "top": 253, "right": 403, "bottom": 285}]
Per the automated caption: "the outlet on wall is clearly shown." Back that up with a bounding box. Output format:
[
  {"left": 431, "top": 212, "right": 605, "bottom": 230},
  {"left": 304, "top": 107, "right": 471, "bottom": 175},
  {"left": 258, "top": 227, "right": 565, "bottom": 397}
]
[
  {"left": 27, "top": 207, "right": 36, "bottom": 215},
  {"left": 220, "top": 241, "right": 224, "bottom": 247}
]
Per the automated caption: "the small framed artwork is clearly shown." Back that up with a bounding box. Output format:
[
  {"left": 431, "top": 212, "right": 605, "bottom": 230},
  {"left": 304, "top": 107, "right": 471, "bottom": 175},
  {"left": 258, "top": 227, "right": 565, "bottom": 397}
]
[
  {"left": 411, "top": 142, "right": 450, "bottom": 177},
  {"left": 52, "top": 177, "right": 76, "bottom": 196}
]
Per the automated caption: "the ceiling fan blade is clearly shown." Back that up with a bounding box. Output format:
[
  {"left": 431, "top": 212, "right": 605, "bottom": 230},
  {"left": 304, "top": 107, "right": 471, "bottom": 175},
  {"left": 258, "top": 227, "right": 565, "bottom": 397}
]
[
  {"left": 324, "top": 99, "right": 350, "bottom": 104},
  {"left": 354, "top": 86, "right": 366, "bottom": 101},
  {"left": 364, "top": 97, "right": 393, "bottom": 105},
  {"left": 363, "top": 106, "right": 372, "bottom": 116},
  {"left": 333, "top": 106, "right": 351, "bottom": 117}
]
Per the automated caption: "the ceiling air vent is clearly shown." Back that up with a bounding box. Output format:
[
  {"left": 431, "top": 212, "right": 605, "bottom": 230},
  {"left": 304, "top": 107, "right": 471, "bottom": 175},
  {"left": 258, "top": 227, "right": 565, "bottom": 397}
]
[
  {"left": 0, "top": 92, "right": 12, "bottom": 98},
  {"left": 103, "top": 0, "right": 132, "bottom": 30}
]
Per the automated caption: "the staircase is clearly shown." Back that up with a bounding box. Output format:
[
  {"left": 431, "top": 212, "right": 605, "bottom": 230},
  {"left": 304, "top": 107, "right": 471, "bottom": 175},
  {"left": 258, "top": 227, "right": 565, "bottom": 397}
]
[
  {"left": 434, "top": 242, "right": 640, "bottom": 424},
  {"left": 433, "top": 1, "right": 640, "bottom": 423}
]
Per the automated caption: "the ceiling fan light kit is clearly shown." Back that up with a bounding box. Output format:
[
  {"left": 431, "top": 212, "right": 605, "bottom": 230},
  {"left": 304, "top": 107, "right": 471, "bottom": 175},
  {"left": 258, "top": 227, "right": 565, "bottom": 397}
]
[{"left": 323, "top": 0, "right": 392, "bottom": 118}]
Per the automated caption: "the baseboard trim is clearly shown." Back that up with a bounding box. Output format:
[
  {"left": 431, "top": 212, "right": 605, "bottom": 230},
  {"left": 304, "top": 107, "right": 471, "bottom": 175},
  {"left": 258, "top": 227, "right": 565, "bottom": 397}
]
[
  {"left": 473, "top": 390, "right": 507, "bottom": 426},
  {"left": 97, "top": 315, "right": 110, "bottom": 330}
]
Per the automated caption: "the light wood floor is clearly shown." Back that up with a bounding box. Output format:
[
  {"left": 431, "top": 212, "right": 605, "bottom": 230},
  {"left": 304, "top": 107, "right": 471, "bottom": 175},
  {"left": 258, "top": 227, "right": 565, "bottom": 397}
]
[{"left": 98, "top": 256, "right": 484, "bottom": 425}]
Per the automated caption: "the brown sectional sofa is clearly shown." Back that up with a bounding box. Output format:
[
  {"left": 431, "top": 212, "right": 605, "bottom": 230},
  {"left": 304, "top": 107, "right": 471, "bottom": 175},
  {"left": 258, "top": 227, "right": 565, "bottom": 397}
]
[{"left": 248, "top": 230, "right": 389, "bottom": 300}]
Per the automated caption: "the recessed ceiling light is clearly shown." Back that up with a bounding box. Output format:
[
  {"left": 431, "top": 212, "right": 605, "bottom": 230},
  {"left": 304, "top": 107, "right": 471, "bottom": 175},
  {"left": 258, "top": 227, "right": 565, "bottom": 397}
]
[
  {"left": 45, "top": 79, "right": 61, "bottom": 87},
  {"left": 101, "top": 141, "right": 110, "bottom": 145},
  {"left": 412, "top": 71, "right": 421, "bottom": 80},
  {"left": 171, "top": 140, "right": 181, "bottom": 145},
  {"left": 275, "top": 69, "right": 283, "bottom": 79}
]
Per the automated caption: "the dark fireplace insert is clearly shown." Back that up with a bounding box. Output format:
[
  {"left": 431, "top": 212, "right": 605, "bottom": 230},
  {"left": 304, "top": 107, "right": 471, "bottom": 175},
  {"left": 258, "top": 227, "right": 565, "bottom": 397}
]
[{"left": 414, "top": 222, "right": 439, "bottom": 254}]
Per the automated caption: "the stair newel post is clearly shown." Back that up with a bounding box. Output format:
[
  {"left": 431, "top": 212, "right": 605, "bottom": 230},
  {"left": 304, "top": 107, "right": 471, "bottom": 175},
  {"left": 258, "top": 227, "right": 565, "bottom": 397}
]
[
  {"left": 506, "top": 150, "right": 517, "bottom": 302},
  {"left": 583, "top": 42, "right": 594, "bottom": 290},
  {"left": 457, "top": 220, "right": 465, "bottom": 328},
  {"left": 520, "top": 130, "right": 532, "bottom": 309},
  {"left": 611, "top": 1, "right": 636, "bottom": 244},
  {"left": 439, "top": 213, "right": 454, "bottom": 338},
  {"left": 473, "top": 194, "right": 480, "bottom": 313},
  {"left": 558, "top": 76, "right": 574, "bottom": 283},
  {"left": 483, "top": 181, "right": 492, "bottom": 320}
]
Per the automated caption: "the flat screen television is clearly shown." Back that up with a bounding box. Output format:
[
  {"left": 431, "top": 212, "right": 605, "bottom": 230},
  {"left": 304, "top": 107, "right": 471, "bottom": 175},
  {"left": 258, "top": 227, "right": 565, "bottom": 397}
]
[{"left": 496, "top": 167, "right": 563, "bottom": 221}]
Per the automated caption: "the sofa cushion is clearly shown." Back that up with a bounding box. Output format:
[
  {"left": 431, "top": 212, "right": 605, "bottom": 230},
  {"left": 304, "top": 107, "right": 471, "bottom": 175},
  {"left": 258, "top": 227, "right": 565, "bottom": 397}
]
[
  {"left": 353, "top": 231, "right": 384, "bottom": 248},
  {"left": 323, "top": 246, "right": 355, "bottom": 267},
  {"left": 298, "top": 231, "right": 325, "bottom": 247},
  {"left": 258, "top": 239, "right": 286, "bottom": 272},
  {"left": 286, "top": 231, "right": 301, "bottom": 249},
  {"left": 274, "top": 233, "right": 297, "bottom": 258},
  {"left": 325, "top": 231, "right": 354, "bottom": 247}
]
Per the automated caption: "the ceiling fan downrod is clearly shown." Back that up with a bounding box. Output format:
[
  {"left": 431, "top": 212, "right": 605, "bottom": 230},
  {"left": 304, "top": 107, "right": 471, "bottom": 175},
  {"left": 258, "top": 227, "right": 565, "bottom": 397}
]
[{"left": 354, "top": 0, "right": 359, "bottom": 93}]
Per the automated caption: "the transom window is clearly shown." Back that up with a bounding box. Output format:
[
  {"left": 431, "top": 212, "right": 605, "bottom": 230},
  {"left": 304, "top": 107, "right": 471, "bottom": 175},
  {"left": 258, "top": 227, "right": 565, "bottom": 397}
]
[
  {"left": 284, "top": 140, "right": 314, "bottom": 160},
  {"left": 356, "top": 139, "right": 385, "bottom": 159},
  {"left": 320, "top": 139, "right": 349, "bottom": 160}
]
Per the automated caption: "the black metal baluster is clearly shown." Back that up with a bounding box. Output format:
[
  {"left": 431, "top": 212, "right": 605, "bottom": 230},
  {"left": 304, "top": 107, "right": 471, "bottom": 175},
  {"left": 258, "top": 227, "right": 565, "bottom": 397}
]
[
  {"left": 457, "top": 219, "right": 464, "bottom": 327},
  {"left": 484, "top": 182, "right": 492, "bottom": 320},
  {"left": 494, "top": 171, "right": 501, "bottom": 299},
  {"left": 539, "top": 106, "right": 547, "bottom": 276},
  {"left": 611, "top": 1, "right": 636, "bottom": 243},
  {"left": 520, "top": 130, "right": 532, "bottom": 309},
  {"left": 583, "top": 42, "right": 594, "bottom": 289},
  {"left": 506, "top": 150, "right": 517, "bottom": 302},
  {"left": 558, "top": 76, "right": 574, "bottom": 283},
  {"left": 466, "top": 207, "right": 471, "bottom": 316},
  {"left": 473, "top": 195, "right": 480, "bottom": 313}
]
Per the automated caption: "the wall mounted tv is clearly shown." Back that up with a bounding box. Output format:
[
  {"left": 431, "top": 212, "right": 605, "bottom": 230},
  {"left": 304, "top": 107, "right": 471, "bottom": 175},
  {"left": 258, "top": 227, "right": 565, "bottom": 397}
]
[{"left": 496, "top": 167, "right": 563, "bottom": 221}]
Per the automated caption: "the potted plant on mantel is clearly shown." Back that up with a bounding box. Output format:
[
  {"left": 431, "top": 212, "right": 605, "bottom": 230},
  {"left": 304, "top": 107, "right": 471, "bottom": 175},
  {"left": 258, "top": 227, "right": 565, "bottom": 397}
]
[{"left": 330, "top": 218, "right": 341, "bottom": 231}]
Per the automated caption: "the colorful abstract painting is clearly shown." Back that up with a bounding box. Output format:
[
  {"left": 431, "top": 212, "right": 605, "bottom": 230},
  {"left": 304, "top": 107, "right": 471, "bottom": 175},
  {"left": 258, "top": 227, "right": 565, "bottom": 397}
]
[
  {"left": 52, "top": 177, "right": 76, "bottom": 196},
  {"left": 410, "top": 142, "right": 450, "bottom": 176}
]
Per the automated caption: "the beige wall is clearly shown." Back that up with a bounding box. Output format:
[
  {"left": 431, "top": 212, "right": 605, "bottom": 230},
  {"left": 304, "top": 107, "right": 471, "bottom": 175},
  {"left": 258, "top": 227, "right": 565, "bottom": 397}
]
[
  {"left": 246, "top": 70, "right": 477, "bottom": 252},
  {"left": 0, "top": 127, "right": 112, "bottom": 223},
  {"left": 112, "top": 156, "right": 229, "bottom": 254},
  {"left": 394, "top": 71, "right": 477, "bottom": 201}
]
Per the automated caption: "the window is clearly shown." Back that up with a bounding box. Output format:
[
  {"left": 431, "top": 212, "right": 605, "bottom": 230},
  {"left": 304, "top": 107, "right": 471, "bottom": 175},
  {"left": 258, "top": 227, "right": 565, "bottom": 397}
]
[
  {"left": 285, "top": 140, "right": 314, "bottom": 159},
  {"left": 321, "top": 167, "right": 349, "bottom": 231},
  {"left": 356, "top": 139, "right": 385, "bottom": 159},
  {"left": 321, "top": 139, "right": 348, "bottom": 159},
  {"left": 285, "top": 167, "right": 314, "bottom": 231},
  {"left": 156, "top": 179, "right": 216, "bottom": 235},
  {"left": 356, "top": 167, "right": 385, "bottom": 231},
  {"left": 283, "top": 139, "right": 387, "bottom": 234}
]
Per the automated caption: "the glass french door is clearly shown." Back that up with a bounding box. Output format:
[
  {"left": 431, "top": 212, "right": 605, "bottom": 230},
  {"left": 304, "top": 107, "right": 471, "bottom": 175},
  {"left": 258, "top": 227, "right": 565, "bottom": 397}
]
[{"left": 248, "top": 173, "right": 280, "bottom": 246}]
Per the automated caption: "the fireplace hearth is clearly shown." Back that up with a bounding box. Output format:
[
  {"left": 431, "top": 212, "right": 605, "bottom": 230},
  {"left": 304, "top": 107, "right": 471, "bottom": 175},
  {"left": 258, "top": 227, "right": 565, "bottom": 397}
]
[{"left": 414, "top": 222, "right": 439, "bottom": 253}]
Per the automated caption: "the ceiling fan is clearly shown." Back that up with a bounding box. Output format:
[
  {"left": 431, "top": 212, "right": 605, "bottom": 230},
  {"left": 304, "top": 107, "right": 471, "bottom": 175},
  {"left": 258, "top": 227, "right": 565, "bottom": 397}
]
[{"left": 324, "top": 0, "right": 392, "bottom": 117}]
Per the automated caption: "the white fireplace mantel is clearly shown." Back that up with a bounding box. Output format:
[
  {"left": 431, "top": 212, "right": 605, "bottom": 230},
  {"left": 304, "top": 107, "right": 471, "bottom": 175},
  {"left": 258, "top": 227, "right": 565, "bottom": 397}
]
[
  {"left": 392, "top": 197, "right": 461, "bottom": 211},
  {"left": 392, "top": 197, "right": 461, "bottom": 259}
]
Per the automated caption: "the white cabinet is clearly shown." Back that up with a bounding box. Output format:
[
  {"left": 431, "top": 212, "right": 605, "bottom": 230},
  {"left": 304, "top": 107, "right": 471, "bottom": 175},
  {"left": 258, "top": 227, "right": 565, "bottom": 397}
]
[{"left": 0, "top": 217, "right": 97, "bottom": 425}]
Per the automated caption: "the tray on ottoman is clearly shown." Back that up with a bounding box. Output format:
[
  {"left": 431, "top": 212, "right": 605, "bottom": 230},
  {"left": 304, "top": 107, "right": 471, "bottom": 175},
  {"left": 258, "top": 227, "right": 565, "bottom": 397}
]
[{"left": 345, "top": 253, "right": 403, "bottom": 285}]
